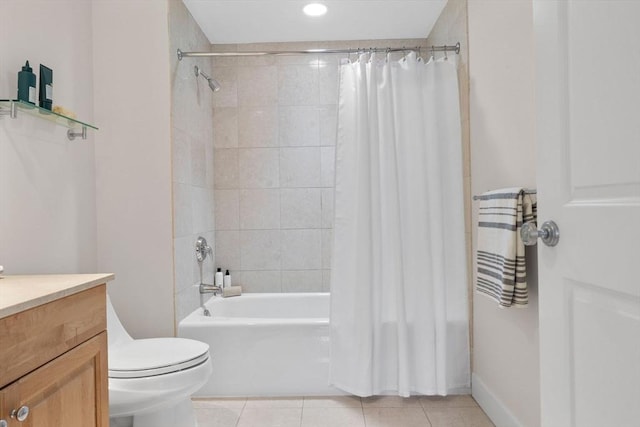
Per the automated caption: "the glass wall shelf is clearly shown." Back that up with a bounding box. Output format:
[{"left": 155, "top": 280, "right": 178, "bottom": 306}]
[{"left": 0, "top": 99, "right": 98, "bottom": 140}]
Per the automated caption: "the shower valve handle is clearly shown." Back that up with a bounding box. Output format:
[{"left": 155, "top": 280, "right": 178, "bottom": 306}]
[{"left": 195, "top": 236, "right": 212, "bottom": 262}]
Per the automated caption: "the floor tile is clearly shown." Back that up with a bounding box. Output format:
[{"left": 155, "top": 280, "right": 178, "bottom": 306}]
[
  {"left": 195, "top": 407, "right": 243, "bottom": 427},
  {"left": 193, "top": 397, "right": 247, "bottom": 409},
  {"left": 303, "top": 396, "right": 362, "bottom": 408},
  {"left": 237, "top": 408, "right": 302, "bottom": 427},
  {"left": 191, "top": 396, "right": 494, "bottom": 427},
  {"left": 361, "top": 396, "right": 423, "bottom": 408},
  {"left": 364, "top": 407, "right": 432, "bottom": 427},
  {"left": 424, "top": 407, "right": 495, "bottom": 427},
  {"left": 245, "top": 397, "right": 304, "bottom": 408},
  {"left": 420, "top": 395, "right": 478, "bottom": 409},
  {"left": 301, "top": 407, "right": 365, "bottom": 427}
]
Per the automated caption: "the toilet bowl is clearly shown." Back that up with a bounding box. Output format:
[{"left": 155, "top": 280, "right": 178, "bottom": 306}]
[{"left": 107, "top": 296, "right": 212, "bottom": 427}]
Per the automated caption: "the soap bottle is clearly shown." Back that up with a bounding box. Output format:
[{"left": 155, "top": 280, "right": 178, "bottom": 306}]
[
  {"left": 17, "top": 61, "right": 36, "bottom": 104},
  {"left": 224, "top": 270, "right": 231, "bottom": 288},
  {"left": 215, "top": 268, "right": 223, "bottom": 288},
  {"left": 39, "top": 64, "right": 53, "bottom": 111}
]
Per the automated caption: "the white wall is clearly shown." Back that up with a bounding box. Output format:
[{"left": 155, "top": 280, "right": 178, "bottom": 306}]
[
  {"left": 468, "top": 1, "right": 539, "bottom": 427},
  {"left": 0, "top": 1, "right": 97, "bottom": 275},
  {"left": 92, "top": 0, "right": 175, "bottom": 338}
]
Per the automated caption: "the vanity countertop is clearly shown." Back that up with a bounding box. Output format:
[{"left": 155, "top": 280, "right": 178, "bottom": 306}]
[{"left": 0, "top": 273, "right": 114, "bottom": 319}]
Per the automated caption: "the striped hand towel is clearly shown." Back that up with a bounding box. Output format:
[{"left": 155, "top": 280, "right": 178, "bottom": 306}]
[{"left": 475, "top": 188, "right": 537, "bottom": 307}]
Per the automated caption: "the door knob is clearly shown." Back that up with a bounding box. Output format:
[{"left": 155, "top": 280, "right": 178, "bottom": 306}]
[
  {"left": 521, "top": 220, "right": 560, "bottom": 247},
  {"left": 10, "top": 406, "right": 29, "bottom": 422}
]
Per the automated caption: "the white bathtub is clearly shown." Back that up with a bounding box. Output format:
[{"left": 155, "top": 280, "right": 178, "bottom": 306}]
[{"left": 178, "top": 293, "right": 342, "bottom": 397}]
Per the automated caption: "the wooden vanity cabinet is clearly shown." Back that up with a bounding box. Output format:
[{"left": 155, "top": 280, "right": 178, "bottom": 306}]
[{"left": 0, "top": 285, "right": 108, "bottom": 427}]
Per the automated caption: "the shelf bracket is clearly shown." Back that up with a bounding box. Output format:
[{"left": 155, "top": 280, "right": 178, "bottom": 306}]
[
  {"left": 67, "top": 126, "right": 87, "bottom": 141},
  {"left": 0, "top": 101, "right": 18, "bottom": 119}
]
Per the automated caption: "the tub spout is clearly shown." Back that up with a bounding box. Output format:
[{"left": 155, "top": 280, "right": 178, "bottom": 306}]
[
  {"left": 200, "top": 282, "right": 222, "bottom": 295},
  {"left": 198, "top": 283, "right": 216, "bottom": 317}
]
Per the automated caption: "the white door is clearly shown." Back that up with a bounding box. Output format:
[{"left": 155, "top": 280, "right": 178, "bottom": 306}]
[{"left": 534, "top": 1, "right": 640, "bottom": 426}]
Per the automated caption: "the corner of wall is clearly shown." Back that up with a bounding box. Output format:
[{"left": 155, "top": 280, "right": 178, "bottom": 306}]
[{"left": 472, "top": 373, "right": 525, "bottom": 427}]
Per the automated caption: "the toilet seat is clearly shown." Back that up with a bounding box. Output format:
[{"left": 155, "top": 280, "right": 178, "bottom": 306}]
[{"left": 109, "top": 337, "right": 210, "bottom": 379}]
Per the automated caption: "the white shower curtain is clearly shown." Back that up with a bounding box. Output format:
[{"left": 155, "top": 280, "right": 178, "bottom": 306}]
[{"left": 329, "top": 53, "right": 469, "bottom": 397}]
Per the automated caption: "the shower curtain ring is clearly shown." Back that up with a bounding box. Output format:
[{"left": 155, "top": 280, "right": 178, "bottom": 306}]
[
  {"left": 431, "top": 46, "right": 436, "bottom": 60},
  {"left": 444, "top": 47, "right": 448, "bottom": 60}
]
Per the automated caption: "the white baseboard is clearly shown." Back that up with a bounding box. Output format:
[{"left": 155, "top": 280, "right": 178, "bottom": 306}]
[{"left": 472, "top": 373, "right": 524, "bottom": 427}]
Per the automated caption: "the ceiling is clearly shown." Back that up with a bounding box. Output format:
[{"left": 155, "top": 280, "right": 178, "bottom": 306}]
[{"left": 182, "top": 0, "right": 448, "bottom": 45}]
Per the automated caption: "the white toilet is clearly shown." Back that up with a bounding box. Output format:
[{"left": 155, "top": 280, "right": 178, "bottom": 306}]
[{"left": 107, "top": 296, "right": 212, "bottom": 427}]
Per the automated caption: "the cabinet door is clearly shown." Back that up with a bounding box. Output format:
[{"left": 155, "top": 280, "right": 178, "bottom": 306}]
[{"left": 0, "top": 332, "right": 108, "bottom": 427}]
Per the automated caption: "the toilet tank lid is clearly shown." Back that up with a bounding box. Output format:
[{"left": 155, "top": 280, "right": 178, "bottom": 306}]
[{"left": 109, "top": 337, "right": 209, "bottom": 373}]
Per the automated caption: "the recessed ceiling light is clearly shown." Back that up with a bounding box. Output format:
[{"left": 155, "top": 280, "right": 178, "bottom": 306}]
[{"left": 303, "top": 3, "right": 327, "bottom": 17}]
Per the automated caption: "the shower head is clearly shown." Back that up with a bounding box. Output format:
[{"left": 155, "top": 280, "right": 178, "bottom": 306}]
[
  {"left": 209, "top": 78, "right": 221, "bottom": 92},
  {"left": 194, "top": 65, "right": 221, "bottom": 92}
]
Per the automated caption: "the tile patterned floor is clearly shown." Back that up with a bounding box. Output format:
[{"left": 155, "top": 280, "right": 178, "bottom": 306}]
[{"left": 192, "top": 395, "right": 495, "bottom": 427}]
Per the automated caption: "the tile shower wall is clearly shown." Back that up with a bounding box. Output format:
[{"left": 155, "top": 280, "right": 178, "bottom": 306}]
[
  {"left": 211, "top": 39, "right": 427, "bottom": 293},
  {"left": 169, "top": 0, "right": 216, "bottom": 322}
]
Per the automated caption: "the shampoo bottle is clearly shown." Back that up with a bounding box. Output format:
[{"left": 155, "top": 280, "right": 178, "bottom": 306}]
[
  {"left": 223, "top": 270, "right": 231, "bottom": 288},
  {"left": 215, "top": 268, "right": 223, "bottom": 288},
  {"left": 17, "top": 61, "right": 36, "bottom": 104}
]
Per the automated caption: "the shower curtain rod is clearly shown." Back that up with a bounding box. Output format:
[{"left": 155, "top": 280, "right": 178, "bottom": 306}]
[{"left": 177, "top": 42, "right": 460, "bottom": 60}]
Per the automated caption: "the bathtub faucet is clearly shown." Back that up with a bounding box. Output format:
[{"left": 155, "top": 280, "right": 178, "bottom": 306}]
[
  {"left": 199, "top": 282, "right": 220, "bottom": 317},
  {"left": 200, "top": 282, "right": 222, "bottom": 296}
]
